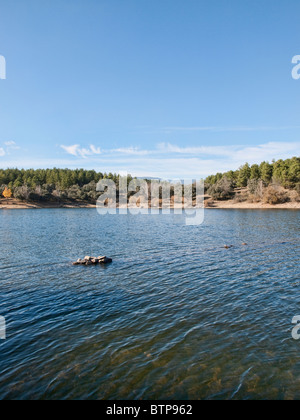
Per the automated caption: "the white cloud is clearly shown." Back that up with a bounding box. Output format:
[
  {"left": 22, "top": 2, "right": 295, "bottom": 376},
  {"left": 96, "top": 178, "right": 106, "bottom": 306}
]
[
  {"left": 61, "top": 144, "right": 101, "bottom": 158},
  {"left": 99, "top": 141, "right": 300, "bottom": 178},
  {"left": 0, "top": 141, "right": 20, "bottom": 157},
  {"left": 111, "top": 147, "right": 151, "bottom": 156},
  {"left": 5, "top": 141, "right": 20, "bottom": 152},
  {"left": 60, "top": 141, "right": 300, "bottom": 162},
  {"left": 157, "top": 141, "right": 300, "bottom": 161},
  {"left": 90, "top": 145, "right": 101, "bottom": 155},
  {"left": 27, "top": 140, "right": 297, "bottom": 179},
  {"left": 106, "top": 141, "right": 300, "bottom": 164},
  {"left": 61, "top": 144, "right": 80, "bottom": 156},
  {"left": 157, "top": 142, "right": 235, "bottom": 157},
  {"left": 231, "top": 142, "right": 300, "bottom": 163}
]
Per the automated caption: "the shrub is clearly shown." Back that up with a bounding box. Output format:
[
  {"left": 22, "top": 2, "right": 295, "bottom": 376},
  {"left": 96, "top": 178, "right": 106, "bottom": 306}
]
[
  {"left": 294, "top": 183, "right": 300, "bottom": 202},
  {"left": 204, "top": 199, "right": 215, "bottom": 208},
  {"left": 14, "top": 185, "right": 31, "bottom": 201},
  {"left": 263, "top": 186, "right": 289, "bottom": 205},
  {"left": 234, "top": 193, "right": 248, "bottom": 203},
  {"left": 67, "top": 185, "right": 82, "bottom": 200},
  {"left": 2, "top": 187, "right": 12, "bottom": 198},
  {"left": 247, "top": 179, "right": 264, "bottom": 199},
  {"left": 207, "top": 176, "right": 234, "bottom": 200}
]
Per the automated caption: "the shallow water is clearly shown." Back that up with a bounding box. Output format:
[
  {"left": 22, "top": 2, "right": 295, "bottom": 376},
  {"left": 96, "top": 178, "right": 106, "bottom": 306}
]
[{"left": 0, "top": 209, "right": 299, "bottom": 400}]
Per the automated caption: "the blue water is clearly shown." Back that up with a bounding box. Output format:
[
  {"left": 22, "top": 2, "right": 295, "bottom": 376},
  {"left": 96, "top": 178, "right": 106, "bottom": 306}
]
[{"left": 0, "top": 209, "right": 299, "bottom": 400}]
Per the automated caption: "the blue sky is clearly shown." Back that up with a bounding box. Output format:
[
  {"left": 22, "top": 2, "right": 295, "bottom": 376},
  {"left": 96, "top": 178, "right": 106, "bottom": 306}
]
[{"left": 0, "top": 0, "right": 300, "bottom": 178}]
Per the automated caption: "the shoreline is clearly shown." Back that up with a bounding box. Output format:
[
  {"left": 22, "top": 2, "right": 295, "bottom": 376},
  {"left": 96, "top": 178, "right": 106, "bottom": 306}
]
[{"left": 1, "top": 199, "right": 300, "bottom": 210}]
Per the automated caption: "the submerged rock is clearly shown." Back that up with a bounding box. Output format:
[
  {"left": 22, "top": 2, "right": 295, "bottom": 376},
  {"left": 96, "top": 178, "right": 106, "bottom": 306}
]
[
  {"left": 73, "top": 256, "right": 113, "bottom": 266},
  {"left": 100, "top": 257, "right": 112, "bottom": 264}
]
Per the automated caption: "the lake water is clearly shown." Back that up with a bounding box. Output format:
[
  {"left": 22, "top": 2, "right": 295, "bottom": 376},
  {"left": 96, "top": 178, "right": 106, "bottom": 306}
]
[{"left": 0, "top": 209, "right": 299, "bottom": 400}]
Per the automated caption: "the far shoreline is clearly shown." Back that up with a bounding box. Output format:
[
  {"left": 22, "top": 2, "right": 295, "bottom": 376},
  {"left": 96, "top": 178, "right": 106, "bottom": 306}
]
[{"left": 1, "top": 198, "right": 299, "bottom": 210}]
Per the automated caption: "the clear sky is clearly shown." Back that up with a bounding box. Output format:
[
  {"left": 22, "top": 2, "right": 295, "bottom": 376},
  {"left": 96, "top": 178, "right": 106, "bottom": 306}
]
[{"left": 0, "top": 0, "right": 300, "bottom": 178}]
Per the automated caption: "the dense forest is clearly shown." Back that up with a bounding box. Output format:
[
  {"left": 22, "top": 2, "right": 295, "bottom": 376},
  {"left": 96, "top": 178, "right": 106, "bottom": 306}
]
[
  {"left": 0, "top": 169, "right": 127, "bottom": 203},
  {"left": 205, "top": 157, "right": 300, "bottom": 189},
  {"left": 205, "top": 157, "right": 300, "bottom": 204},
  {"left": 0, "top": 157, "right": 299, "bottom": 204}
]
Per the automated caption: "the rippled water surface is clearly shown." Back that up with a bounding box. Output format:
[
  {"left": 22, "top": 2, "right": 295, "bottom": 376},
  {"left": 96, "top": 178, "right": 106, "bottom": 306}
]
[{"left": 0, "top": 209, "right": 299, "bottom": 400}]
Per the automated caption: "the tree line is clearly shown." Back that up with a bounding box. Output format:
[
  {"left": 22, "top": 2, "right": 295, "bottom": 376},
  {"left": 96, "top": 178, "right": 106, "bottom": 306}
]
[
  {"left": 0, "top": 157, "right": 299, "bottom": 203},
  {"left": 0, "top": 169, "right": 132, "bottom": 203},
  {"left": 205, "top": 157, "right": 300, "bottom": 189},
  {"left": 204, "top": 157, "right": 300, "bottom": 203}
]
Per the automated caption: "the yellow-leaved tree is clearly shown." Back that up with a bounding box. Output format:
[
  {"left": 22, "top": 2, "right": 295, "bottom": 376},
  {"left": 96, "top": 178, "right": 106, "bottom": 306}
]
[{"left": 2, "top": 187, "right": 12, "bottom": 198}]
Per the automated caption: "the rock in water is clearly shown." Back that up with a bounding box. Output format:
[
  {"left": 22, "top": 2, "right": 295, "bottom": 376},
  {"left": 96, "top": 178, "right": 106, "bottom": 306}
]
[
  {"left": 73, "top": 258, "right": 84, "bottom": 265},
  {"left": 100, "top": 257, "right": 112, "bottom": 264},
  {"left": 73, "top": 256, "right": 113, "bottom": 265}
]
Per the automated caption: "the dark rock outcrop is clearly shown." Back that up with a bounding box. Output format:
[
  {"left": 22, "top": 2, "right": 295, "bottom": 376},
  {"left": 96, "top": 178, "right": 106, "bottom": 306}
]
[{"left": 73, "top": 256, "right": 113, "bottom": 266}]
